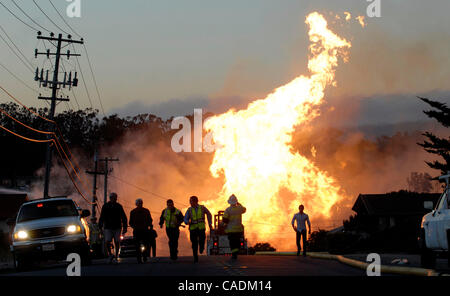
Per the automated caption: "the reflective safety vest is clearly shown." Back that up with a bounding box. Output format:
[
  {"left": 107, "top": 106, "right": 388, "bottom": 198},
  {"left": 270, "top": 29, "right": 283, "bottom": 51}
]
[
  {"left": 189, "top": 206, "right": 205, "bottom": 230},
  {"left": 223, "top": 205, "right": 245, "bottom": 233},
  {"left": 88, "top": 222, "right": 101, "bottom": 244},
  {"left": 164, "top": 208, "right": 181, "bottom": 228}
]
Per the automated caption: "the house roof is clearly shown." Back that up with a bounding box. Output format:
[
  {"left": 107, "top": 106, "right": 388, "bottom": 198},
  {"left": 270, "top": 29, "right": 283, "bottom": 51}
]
[
  {"left": 352, "top": 191, "right": 441, "bottom": 216},
  {"left": 0, "top": 188, "right": 29, "bottom": 220}
]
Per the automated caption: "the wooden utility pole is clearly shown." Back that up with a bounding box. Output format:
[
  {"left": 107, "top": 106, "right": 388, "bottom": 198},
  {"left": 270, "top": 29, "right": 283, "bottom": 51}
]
[
  {"left": 99, "top": 157, "right": 119, "bottom": 205},
  {"left": 35, "top": 32, "right": 84, "bottom": 198},
  {"left": 86, "top": 151, "right": 103, "bottom": 223}
]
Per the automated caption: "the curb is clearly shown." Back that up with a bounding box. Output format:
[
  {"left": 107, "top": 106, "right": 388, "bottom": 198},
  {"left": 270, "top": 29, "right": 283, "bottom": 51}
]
[{"left": 255, "top": 251, "right": 439, "bottom": 276}]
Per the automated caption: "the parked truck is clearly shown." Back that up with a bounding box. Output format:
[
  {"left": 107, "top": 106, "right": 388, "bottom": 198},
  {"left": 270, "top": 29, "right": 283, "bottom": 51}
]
[
  {"left": 419, "top": 172, "right": 450, "bottom": 268},
  {"left": 207, "top": 211, "right": 248, "bottom": 255}
]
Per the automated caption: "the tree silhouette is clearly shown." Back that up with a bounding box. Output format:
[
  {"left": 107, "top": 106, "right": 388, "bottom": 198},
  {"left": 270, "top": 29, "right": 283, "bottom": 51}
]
[
  {"left": 0, "top": 103, "right": 171, "bottom": 186},
  {"left": 418, "top": 97, "right": 450, "bottom": 177}
]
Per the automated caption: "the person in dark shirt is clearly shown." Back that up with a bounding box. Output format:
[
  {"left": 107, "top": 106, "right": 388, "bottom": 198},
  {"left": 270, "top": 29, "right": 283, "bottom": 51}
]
[
  {"left": 129, "top": 198, "right": 153, "bottom": 263},
  {"left": 159, "top": 199, "right": 184, "bottom": 260},
  {"left": 98, "top": 192, "right": 128, "bottom": 263}
]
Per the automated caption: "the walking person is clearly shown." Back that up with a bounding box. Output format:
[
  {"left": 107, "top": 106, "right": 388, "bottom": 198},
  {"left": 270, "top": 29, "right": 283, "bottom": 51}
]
[
  {"left": 159, "top": 199, "right": 184, "bottom": 260},
  {"left": 98, "top": 192, "right": 128, "bottom": 264},
  {"left": 291, "top": 204, "right": 311, "bottom": 257},
  {"left": 129, "top": 198, "right": 153, "bottom": 263},
  {"left": 222, "top": 194, "right": 246, "bottom": 260},
  {"left": 149, "top": 227, "right": 157, "bottom": 258},
  {"left": 184, "top": 196, "right": 213, "bottom": 263}
]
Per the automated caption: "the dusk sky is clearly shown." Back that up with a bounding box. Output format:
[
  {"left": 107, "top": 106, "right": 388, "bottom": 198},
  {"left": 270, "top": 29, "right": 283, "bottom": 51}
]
[{"left": 1, "top": 0, "right": 450, "bottom": 126}]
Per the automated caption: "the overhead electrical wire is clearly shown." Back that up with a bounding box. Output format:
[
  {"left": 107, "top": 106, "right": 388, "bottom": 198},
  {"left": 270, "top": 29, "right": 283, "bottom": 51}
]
[
  {"left": 109, "top": 174, "right": 190, "bottom": 208},
  {"left": 11, "top": 0, "right": 51, "bottom": 33},
  {"left": 52, "top": 137, "right": 94, "bottom": 205},
  {"left": 0, "top": 2, "right": 99, "bottom": 207},
  {"left": 59, "top": 58, "right": 81, "bottom": 110},
  {"left": 0, "top": 1, "right": 39, "bottom": 32},
  {"left": 0, "top": 123, "right": 51, "bottom": 143},
  {"left": 0, "top": 84, "right": 87, "bottom": 184},
  {"left": 32, "top": 0, "right": 69, "bottom": 35},
  {"left": 0, "top": 30, "right": 34, "bottom": 73},
  {"left": 45, "top": 1, "right": 105, "bottom": 116},
  {"left": 83, "top": 44, "right": 105, "bottom": 117},
  {"left": 0, "top": 121, "right": 94, "bottom": 205},
  {"left": 0, "top": 105, "right": 89, "bottom": 187},
  {"left": 0, "top": 24, "right": 34, "bottom": 69},
  {"left": 48, "top": 0, "right": 82, "bottom": 38},
  {"left": 71, "top": 44, "right": 93, "bottom": 110},
  {"left": 0, "top": 61, "right": 38, "bottom": 94}
]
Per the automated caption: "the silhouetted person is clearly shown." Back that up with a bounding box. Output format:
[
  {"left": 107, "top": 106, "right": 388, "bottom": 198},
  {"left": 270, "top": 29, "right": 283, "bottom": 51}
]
[
  {"left": 184, "top": 196, "right": 212, "bottom": 263},
  {"left": 223, "top": 194, "right": 246, "bottom": 260},
  {"left": 291, "top": 204, "right": 311, "bottom": 257},
  {"left": 129, "top": 198, "right": 153, "bottom": 263},
  {"left": 149, "top": 227, "right": 157, "bottom": 258},
  {"left": 159, "top": 199, "right": 184, "bottom": 260},
  {"left": 99, "top": 192, "right": 128, "bottom": 263}
]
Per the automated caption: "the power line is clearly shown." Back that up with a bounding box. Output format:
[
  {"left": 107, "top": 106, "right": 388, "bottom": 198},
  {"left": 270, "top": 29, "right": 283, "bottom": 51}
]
[
  {"left": 0, "top": 24, "right": 34, "bottom": 69},
  {"left": 83, "top": 44, "right": 105, "bottom": 117},
  {"left": 109, "top": 174, "right": 190, "bottom": 208},
  {"left": 34, "top": 33, "right": 84, "bottom": 198},
  {"left": 0, "top": 83, "right": 87, "bottom": 187},
  {"left": 0, "top": 105, "right": 89, "bottom": 190},
  {"left": 0, "top": 1, "right": 39, "bottom": 31},
  {"left": 59, "top": 58, "right": 81, "bottom": 110},
  {"left": 0, "top": 29, "right": 34, "bottom": 73},
  {"left": 32, "top": 0, "right": 69, "bottom": 35},
  {"left": 71, "top": 44, "right": 93, "bottom": 110},
  {"left": 0, "top": 61, "right": 38, "bottom": 94},
  {"left": 0, "top": 122, "right": 93, "bottom": 205},
  {"left": 11, "top": 0, "right": 51, "bottom": 33},
  {"left": 39, "top": 0, "right": 103, "bottom": 116},
  {"left": 0, "top": 123, "right": 51, "bottom": 143},
  {"left": 48, "top": 0, "right": 82, "bottom": 38}
]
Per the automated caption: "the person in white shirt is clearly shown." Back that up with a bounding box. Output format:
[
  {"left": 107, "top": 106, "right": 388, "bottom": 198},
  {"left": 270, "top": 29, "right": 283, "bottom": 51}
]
[{"left": 291, "top": 205, "right": 311, "bottom": 257}]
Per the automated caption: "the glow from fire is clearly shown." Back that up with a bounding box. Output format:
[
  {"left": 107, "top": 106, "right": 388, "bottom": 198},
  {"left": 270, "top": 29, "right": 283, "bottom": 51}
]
[{"left": 203, "top": 12, "right": 352, "bottom": 244}]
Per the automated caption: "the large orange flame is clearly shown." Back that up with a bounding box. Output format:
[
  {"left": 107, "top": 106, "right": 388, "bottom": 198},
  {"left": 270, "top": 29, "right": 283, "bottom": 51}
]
[{"left": 203, "top": 12, "right": 351, "bottom": 247}]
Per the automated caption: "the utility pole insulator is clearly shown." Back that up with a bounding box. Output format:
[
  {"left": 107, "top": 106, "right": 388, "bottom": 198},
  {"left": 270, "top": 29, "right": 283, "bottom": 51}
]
[{"left": 35, "top": 33, "right": 84, "bottom": 198}]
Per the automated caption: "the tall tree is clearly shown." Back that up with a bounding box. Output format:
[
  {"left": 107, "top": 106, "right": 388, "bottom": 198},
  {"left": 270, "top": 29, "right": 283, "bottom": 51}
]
[{"left": 418, "top": 97, "right": 450, "bottom": 177}]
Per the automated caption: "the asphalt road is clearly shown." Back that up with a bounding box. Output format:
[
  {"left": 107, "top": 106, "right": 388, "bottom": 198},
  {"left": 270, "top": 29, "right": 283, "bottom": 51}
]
[{"left": 3, "top": 255, "right": 365, "bottom": 276}]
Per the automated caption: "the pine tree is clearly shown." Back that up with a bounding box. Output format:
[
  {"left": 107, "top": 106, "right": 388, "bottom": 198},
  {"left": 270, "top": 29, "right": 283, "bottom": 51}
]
[{"left": 417, "top": 97, "right": 450, "bottom": 177}]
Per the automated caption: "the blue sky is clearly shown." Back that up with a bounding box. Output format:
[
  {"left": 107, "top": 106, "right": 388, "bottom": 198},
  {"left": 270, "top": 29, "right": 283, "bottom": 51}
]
[{"left": 1, "top": 0, "right": 450, "bottom": 126}]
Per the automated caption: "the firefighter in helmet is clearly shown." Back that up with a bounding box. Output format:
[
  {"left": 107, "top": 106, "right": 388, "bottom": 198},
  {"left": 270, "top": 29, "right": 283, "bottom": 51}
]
[{"left": 222, "top": 194, "right": 246, "bottom": 260}]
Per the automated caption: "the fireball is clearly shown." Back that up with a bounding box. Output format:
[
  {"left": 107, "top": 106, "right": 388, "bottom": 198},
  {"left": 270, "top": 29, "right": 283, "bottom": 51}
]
[{"left": 203, "top": 12, "right": 352, "bottom": 248}]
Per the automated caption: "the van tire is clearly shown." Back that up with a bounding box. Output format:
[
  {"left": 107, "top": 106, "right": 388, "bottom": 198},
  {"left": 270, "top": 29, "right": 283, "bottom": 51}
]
[
  {"left": 420, "top": 232, "right": 436, "bottom": 269},
  {"left": 14, "top": 254, "right": 31, "bottom": 272}
]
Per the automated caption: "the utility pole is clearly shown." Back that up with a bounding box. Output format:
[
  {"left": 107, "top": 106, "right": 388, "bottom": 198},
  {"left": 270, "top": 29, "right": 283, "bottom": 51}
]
[
  {"left": 86, "top": 151, "right": 104, "bottom": 223},
  {"left": 99, "top": 157, "right": 119, "bottom": 205},
  {"left": 35, "top": 32, "right": 84, "bottom": 198}
]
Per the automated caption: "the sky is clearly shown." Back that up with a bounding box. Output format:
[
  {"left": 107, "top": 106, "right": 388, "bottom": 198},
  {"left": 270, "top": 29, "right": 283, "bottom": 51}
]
[{"left": 1, "top": 0, "right": 450, "bottom": 127}]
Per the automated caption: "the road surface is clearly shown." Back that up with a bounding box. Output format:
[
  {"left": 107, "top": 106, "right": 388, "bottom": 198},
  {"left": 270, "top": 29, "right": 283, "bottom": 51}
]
[{"left": 3, "top": 255, "right": 366, "bottom": 276}]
